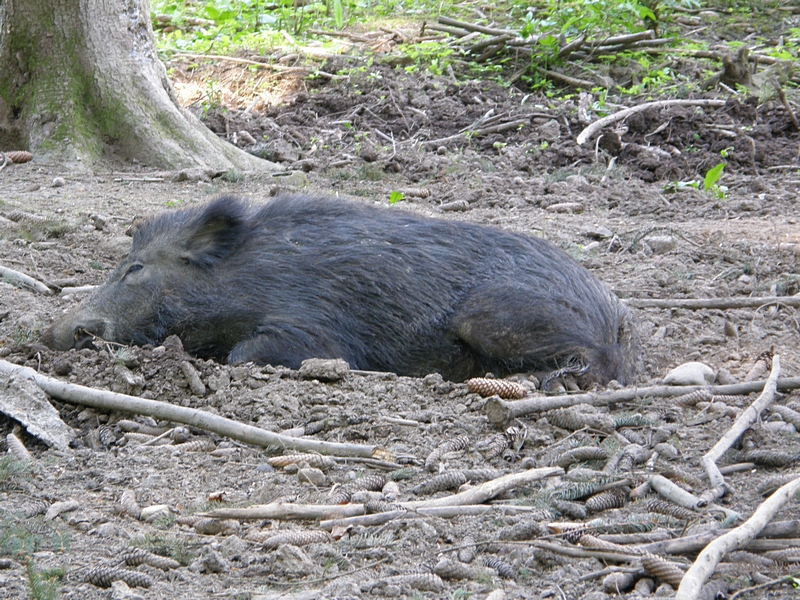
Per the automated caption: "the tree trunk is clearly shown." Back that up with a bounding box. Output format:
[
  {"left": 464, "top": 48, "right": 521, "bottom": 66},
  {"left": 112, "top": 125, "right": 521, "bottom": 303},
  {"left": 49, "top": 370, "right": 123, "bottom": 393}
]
[{"left": 0, "top": 0, "right": 277, "bottom": 172}]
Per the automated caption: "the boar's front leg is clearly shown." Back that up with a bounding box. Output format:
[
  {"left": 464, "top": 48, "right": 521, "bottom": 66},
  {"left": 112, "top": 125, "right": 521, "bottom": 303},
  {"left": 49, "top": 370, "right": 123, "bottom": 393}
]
[{"left": 227, "top": 323, "right": 347, "bottom": 369}]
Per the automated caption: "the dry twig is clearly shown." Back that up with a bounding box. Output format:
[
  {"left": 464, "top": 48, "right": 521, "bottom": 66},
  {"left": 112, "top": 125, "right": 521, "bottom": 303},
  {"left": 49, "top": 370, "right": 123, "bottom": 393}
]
[
  {"left": 485, "top": 377, "right": 800, "bottom": 424},
  {"left": 700, "top": 355, "right": 781, "bottom": 490},
  {"left": 576, "top": 99, "right": 727, "bottom": 146},
  {"left": 0, "top": 360, "right": 380, "bottom": 458},
  {"left": 0, "top": 265, "right": 53, "bottom": 295},
  {"left": 626, "top": 296, "right": 800, "bottom": 310},
  {"left": 676, "top": 475, "right": 800, "bottom": 600}
]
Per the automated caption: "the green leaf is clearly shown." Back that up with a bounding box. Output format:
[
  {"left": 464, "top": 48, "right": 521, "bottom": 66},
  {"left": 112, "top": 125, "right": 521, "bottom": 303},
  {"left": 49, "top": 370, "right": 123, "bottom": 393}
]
[
  {"left": 703, "top": 163, "right": 725, "bottom": 192},
  {"left": 389, "top": 191, "right": 404, "bottom": 205},
  {"left": 333, "top": 0, "right": 344, "bottom": 29}
]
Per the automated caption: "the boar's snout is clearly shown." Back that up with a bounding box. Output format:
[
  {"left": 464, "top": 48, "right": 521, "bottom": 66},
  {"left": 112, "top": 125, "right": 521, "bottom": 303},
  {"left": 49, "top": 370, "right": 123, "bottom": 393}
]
[{"left": 40, "top": 318, "right": 107, "bottom": 351}]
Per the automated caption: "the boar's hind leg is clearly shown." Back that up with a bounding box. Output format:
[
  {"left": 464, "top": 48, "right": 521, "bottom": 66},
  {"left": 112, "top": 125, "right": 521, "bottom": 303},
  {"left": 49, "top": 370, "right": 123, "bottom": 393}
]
[
  {"left": 227, "top": 324, "right": 342, "bottom": 369},
  {"left": 450, "top": 282, "right": 617, "bottom": 382}
]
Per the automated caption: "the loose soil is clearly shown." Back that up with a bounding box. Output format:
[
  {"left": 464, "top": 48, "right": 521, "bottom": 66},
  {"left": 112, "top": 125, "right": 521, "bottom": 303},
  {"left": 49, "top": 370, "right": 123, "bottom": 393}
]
[{"left": 1, "top": 17, "right": 800, "bottom": 600}]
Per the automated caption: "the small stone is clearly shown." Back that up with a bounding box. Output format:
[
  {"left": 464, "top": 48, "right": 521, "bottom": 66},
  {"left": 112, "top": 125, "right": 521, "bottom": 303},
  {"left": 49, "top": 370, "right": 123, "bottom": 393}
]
[
  {"left": 645, "top": 235, "right": 677, "bottom": 254},
  {"left": 716, "top": 368, "right": 737, "bottom": 385},
  {"left": 545, "top": 202, "right": 583, "bottom": 213},
  {"left": 110, "top": 581, "right": 145, "bottom": 600},
  {"left": 737, "top": 200, "right": 761, "bottom": 212},
  {"left": 53, "top": 358, "right": 72, "bottom": 376},
  {"left": 634, "top": 578, "right": 655, "bottom": 594},
  {"left": 51, "top": 177, "right": 66, "bottom": 188},
  {"left": 655, "top": 583, "right": 675, "bottom": 596},
  {"left": 91, "top": 214, "right": 107, "bottom": 230},
  {"left": 201, "top": 549, "right": 228, "bottom": 574},
  {"left": 583, "top": 226, "right": 613, "bottom": 240},
  {"left": 538, "top": 119, "right": 561, "bottom": 142},
  {"left": 359, "top": 148, "right": 379, "bottom": 162},
  {"left": 297, "top": 468, "right": 327, "bottom": 486},
  {"left": 565, "top": 174, "right": 593, "bottom": 192},
  {"left": 298, "top": 358, "right": 349, "bottom": 381},
  {"left": 663, "top": 362, "right": 715, "bottom": 386}
]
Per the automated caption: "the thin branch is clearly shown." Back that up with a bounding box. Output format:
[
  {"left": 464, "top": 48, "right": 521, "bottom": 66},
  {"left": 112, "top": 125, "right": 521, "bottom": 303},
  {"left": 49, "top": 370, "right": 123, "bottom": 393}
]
[
  {"left": 676, "top": 475, "right": 800, "bottom": 600},
  {"left": 531, "top": 540, "right": 642, "bottom": 563},
  {"left": 437, "top": 15, "right": 516, "bottom": 37},
  {"left": 422, "top": 118, "right": 529, "bottom": 147},
  {"left": 484, "top": 377, "right": 800, "bottom": 425},
  {"left": 170, "top": 52, "right": 326, "bottom": 75},
  {"left": 729, "top": 574, "right": 800, "bottom": 600},
  {"left": 576, "top": 99, "right": 727, "bottom": 146},
  {"left": 320, "top": 504, "right": 541, "bottom": 530},
  {"left": 402, "top": 467, "right": 563, "bottom": 509},
  {"left": 625, "top": 296, "right": 800, "bottom": 310},
  {"left": 701, "top": 355, "right": 780, "bottom": 489},
  {"left": 0, "top": 360, "right": 379, "bottom": 458},
  {"left": 0, "top": 265, "right": 53, "bottom": 295},
  {"left": 203, "top": 503, "right": 365, "bottom": 521}
]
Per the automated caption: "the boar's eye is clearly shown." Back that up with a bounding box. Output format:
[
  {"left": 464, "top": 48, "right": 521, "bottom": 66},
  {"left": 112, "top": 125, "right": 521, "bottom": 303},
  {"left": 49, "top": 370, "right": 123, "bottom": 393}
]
[{"left": 125, "top": 264, "right": 143, "bottom": 277}]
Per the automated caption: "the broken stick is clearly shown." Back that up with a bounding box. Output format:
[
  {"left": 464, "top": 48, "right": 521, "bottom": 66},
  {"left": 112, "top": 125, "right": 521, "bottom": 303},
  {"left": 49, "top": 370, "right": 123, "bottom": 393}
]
[
  {"left": 0, "top": 359, "right": 380, "bottom": 458},
  {"left": 675, "top": 474, "right": 800, "bottom": 600},
  {"left": 700, "top": 355, "right": 781, "bottom": 490}
]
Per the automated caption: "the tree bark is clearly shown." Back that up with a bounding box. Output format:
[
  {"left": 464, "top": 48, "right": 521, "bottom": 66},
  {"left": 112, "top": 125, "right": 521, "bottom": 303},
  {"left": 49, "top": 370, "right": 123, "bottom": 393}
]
[{"left": 0, "top": 0, "right": 277, "bottom": 172}]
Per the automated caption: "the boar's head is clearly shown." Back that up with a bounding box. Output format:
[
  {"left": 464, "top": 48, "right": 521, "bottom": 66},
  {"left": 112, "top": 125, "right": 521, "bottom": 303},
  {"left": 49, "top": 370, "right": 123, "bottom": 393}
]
[{"left": 40, "top": 197, "right": 251, "bottom": 356}]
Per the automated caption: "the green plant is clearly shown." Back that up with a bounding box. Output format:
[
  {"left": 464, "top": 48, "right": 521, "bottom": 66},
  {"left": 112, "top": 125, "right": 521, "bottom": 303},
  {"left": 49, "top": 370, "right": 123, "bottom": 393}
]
[
  {"left": 200, "top": 81, "right": 222, "bottom": 117},
  {"left": 332, "top": 0, "right": 344, "bottom": 29},
  {"left": 389, "top": 190, "right": 405, "bottom": 204},
  {"left": 703, "top": 162, "right": 727, "bottom": 199},
  {"left": 0, "top": 510, "right": 70, "bottom": 559},
  {"left": 399, "top": 41, "right": 454, "bottom": 76},
  {"left": 26, "top": 560, "right": 63, "bottom": 600},
  {"left": 0, "top": 455, "right": 31, "bottom": 483}
]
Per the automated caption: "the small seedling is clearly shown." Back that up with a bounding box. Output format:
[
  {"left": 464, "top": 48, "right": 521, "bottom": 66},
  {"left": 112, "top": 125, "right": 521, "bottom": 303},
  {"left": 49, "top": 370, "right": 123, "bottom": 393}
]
[
  {"left": 389, "top": 191, "right": 404, "bottom": 205},
  {"left": 703, "top": 163, "right": 727, "bottom": 199}
]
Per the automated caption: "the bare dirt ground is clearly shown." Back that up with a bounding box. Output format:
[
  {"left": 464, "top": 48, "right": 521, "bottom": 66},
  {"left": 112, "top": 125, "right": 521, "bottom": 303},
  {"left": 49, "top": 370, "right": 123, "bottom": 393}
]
[{"left": 2, "top": 17, "right": 800, "bottom": 600}]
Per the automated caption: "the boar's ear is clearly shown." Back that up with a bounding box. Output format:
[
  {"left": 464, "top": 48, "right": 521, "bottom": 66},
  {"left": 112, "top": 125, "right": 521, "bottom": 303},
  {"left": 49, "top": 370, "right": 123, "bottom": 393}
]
[{"left": 182, "top": 197, "right": 248, "bottom": 267}]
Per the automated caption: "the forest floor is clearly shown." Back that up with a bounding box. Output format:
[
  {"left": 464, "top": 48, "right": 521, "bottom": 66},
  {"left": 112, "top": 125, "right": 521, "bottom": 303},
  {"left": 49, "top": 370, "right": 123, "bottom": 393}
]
[{"left": 1, "top": 8, "right": 800, "bottom": 600}]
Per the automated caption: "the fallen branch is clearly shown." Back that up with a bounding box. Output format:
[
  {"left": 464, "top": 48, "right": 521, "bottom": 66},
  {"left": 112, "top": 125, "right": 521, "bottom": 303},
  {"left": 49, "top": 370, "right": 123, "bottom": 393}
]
[
  {"left": 625, "top": 296, "right": 800, "bottom": 310},
  {"left": 0, "top": 152, "right": 7, "bottom": 173},
  {"left": 641, "top": 522, "right": 800, "bottom": 556},
  {"left": 537, "top": 68, "right": 596, "bottom": 90},
  {"left": 700, "top": 356, "right": 780, "bottom": 490},
  {"left": 202, "top": 503, "right": 365, "bottom": 521},
  {"left": 0, "top": 265, "right": 53, "bottom": 295},
  {"left": 729, "top": 574, "right": 800, "bottom": 600},
  {"left": 576, "top": 99, "right": 727, "bottom": 146},
  {"left": 402, "top": 467, "right": 563, "bottom": 509},
  {"left": 484, "top": 377, "right": 800, "bottom": 425},
  {"left": 650, "top": 474, "right": 707, "bottom": 511},
  {"left": 59, "top": 284, "right": 98, "bottom": 296},
  {"left": 437, "top": 15, "right": 516, "bottom": 37},
  {"left": 170, "top": 52, "right": 313, "bottom": 74},
  {"left": 531, "top": 540, "right": 642, "bottom": 563},
  {"left": 776, "top": 79, "right": 800, "bottom": 132},
  {"left": 676, "top": 475, "right": 800, "bottom": 600},
  {"left": 319, "top": 504, "right": 540, "bottom": 530},
  {"left": 0, "top": 360, "right": 380, "bottom": 458},
  {"left": 422, "top": 118, "right": 529, "bottom": 147}
]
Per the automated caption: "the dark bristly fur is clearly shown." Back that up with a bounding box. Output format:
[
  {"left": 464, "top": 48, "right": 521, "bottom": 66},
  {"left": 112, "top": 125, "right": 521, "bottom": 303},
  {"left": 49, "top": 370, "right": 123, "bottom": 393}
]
[{"left": 41, "top": 195, "right": 638, "bottom": 384}]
